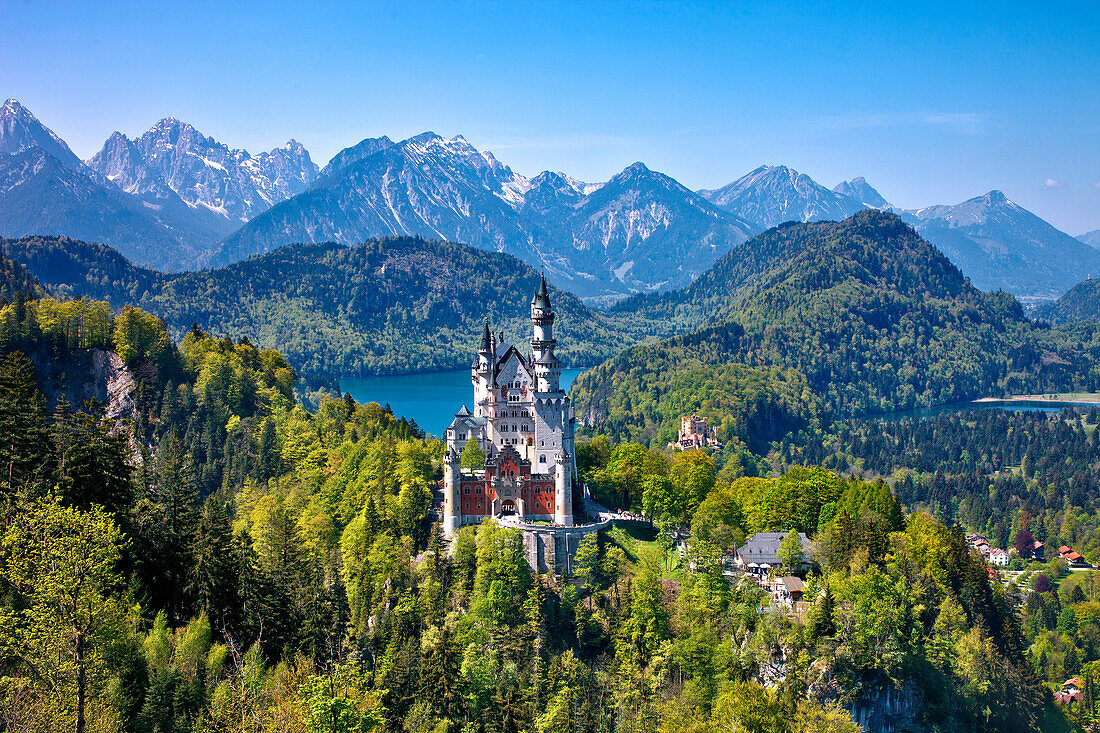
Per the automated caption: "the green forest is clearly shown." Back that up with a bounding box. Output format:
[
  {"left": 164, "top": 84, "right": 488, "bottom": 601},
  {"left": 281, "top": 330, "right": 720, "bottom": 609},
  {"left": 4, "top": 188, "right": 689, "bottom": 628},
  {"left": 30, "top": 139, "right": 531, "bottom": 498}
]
[
  {"left": 0, "top": 295, "right": 1064, "bottom": 732},
  {"left": 0, "top": 235, "right": 677, "bottom": 378},
  {"left": 576, "top": 211, "right": 1100, "bottom": 422},
  {"left": 8, "top": 212, "right": 1100, "bottom": 731}
]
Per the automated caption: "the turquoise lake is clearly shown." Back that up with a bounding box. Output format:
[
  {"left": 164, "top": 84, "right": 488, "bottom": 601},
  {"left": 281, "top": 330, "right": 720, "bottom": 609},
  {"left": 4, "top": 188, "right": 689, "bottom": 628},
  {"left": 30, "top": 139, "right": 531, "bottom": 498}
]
[
  {"left": 340, "top": 370, "right": 1100, "bottom": 438},
  {"left": 340, "top": 369, "right": 587, "bottom": 437}
]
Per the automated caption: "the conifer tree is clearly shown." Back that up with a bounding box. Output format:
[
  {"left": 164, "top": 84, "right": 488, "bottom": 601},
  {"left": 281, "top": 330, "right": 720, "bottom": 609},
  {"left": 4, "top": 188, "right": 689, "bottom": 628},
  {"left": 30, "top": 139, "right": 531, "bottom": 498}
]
[
  {"left": 52, "top": 400, "right": 132, "bottom": 515},
  {"left": 0, "top": 350, "right": 53, "bottom": 503},
  {"left": 190, "top": 496, "right": 241, "bottom": 634}
]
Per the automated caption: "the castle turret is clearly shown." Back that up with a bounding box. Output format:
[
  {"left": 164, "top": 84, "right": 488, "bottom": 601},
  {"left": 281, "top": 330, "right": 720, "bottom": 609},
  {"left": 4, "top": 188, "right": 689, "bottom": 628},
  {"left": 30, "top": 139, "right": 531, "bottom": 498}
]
[
  {"left": 472, "top": 320, "right": 496, "bottom": 418},
  {"left": 554, "top": 451, "right": 573, "bottom": 526},
  {"left": 531, "top": 276, "right": 561, "bottom": 394},
  {"left": 443, "top": 447, "right": 461, "bottom": 537}
]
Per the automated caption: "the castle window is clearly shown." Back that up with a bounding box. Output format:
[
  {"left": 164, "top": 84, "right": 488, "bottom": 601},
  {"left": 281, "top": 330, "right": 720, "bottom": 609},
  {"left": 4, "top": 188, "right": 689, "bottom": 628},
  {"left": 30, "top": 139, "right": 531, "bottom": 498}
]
[
  {"left": 464, "top": 503, "right": 469, "bottom": 511},
  {"left": 539, "top": 454, "right": 546, "bottom": 463}
]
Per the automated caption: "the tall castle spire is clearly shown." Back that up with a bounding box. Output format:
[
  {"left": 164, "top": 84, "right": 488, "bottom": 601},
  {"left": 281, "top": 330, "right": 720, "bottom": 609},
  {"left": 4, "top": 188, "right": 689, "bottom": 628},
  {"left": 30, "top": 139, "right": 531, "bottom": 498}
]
[{"left": 531, "top": 275, "right": 561, "bottom": 393}]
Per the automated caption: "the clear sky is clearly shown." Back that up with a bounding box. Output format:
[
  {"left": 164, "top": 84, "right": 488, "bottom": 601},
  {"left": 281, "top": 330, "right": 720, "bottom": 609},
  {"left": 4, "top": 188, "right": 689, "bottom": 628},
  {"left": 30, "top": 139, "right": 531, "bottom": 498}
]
[{"left": 3, "top": 0, "right": 1098, "bottom": 233}]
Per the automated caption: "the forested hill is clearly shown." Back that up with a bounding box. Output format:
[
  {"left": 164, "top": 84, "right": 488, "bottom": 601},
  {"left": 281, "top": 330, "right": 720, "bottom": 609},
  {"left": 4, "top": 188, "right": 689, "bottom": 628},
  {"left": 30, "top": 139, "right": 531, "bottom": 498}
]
[
  {"left": 0, "top": 250, "right": 45, "bottom": 302},
  {"left": 1034, "top": 277, "right": 1100, "bottom": 325},
  {"left": 2, "top": 235, "right": 677, "bottom": 376},
  {"left": 611, "top": 209, "right": 986, "bottom": 327},
  {"left": 575, "top": 210, "right": 1100, "bottom": 436}
]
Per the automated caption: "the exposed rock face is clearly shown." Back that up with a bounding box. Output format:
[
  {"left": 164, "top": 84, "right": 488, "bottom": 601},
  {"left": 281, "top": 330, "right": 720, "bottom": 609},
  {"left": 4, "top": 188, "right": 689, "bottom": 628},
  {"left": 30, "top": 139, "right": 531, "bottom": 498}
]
[
  {"left": 810, "top": 667, "right": 924, "bottom": 733},
  {"left": 0, "top": 98, "right": 85, "bottom": 172},
  {"left": 847, "top": 678, "right": 923, "bottom": 733},
  {"left": 28, "top": 346, "right": 136, "bottom": 424},
  {"left": 89, "top": 118, "right": 319, "bottom": 226}
]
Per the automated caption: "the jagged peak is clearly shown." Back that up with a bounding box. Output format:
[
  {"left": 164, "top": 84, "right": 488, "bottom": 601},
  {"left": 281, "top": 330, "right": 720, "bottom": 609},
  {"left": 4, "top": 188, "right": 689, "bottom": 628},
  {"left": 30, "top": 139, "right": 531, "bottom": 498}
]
[{"left": 404, "top": 131, "right": 443, "bottom": 145}]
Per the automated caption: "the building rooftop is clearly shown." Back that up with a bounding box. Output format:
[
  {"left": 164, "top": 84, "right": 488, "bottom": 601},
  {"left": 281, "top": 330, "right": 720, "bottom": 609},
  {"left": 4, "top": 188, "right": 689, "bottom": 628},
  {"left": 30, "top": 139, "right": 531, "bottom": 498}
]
[{"left": 736, "top": 532, "right": 813, "bottom": 568}]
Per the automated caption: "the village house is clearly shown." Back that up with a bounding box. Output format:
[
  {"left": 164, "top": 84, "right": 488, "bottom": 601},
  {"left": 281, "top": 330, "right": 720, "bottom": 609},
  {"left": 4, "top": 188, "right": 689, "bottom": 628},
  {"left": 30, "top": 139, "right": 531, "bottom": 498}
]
[
  {"left": 1058, "top": 545, "right": 1091, "bottom": 567},
  {"left": 989, "top": 548, "right": 1009, "bottom": 566},
  {"left": 735, "top": 531, "right": 814, "bottom": 575},
  {"left": 1055, "top": 678, "right": 1084, "bottom": 708}
]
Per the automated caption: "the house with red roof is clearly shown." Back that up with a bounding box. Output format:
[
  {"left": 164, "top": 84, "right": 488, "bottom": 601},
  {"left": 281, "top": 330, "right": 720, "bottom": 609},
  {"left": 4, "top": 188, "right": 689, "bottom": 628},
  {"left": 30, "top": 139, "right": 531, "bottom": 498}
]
[{"left": 1055, "top": 678, "right": 1084, "bottom": 708}]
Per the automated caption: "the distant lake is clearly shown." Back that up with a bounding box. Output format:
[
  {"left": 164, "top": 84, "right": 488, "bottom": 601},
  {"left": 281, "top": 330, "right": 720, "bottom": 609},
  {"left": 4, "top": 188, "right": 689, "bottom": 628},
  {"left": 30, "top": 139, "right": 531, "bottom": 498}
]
[
  {"left": 868, "top": 399, "right": 1100, "bottom": 422},
  {"left": 340, "top": 368, "right": 588, "bottom": 437}
]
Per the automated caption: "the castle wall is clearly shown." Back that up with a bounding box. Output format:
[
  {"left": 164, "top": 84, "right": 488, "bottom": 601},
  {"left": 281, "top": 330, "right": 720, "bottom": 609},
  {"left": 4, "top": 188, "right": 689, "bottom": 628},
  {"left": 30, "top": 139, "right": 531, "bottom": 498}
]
[{"left": 520, "top": 521, "right": 606, "bottom": 574}]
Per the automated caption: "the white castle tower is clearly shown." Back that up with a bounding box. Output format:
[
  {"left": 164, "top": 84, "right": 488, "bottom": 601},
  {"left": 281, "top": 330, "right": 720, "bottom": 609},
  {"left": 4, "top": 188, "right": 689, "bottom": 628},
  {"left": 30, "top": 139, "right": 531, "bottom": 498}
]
[{"left": 442, "top": 275, "right": 576, "bottom": 536}]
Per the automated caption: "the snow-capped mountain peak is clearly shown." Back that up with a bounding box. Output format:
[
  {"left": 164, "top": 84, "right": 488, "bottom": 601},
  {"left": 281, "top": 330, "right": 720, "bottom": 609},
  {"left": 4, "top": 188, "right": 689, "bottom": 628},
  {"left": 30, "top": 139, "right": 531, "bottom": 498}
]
[
  {"left": 0, "top": 98, "right": 85, "bottom": 172},
  {"left": 88, "top": 119, "right": 318, "bottom": 223},
  {"left": 699, "top": 164, "right": 868, "bottom": 228}
]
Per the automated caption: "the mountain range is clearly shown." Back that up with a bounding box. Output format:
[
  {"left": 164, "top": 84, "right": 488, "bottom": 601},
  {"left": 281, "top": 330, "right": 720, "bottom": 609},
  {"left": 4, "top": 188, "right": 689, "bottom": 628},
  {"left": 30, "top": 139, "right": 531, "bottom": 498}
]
[
  {"left": 892, "top": 191, "right": 1100, "bottom": 297},
  {"left": 698, "top": 165, "right": 871, "bottom": 227},
  {"left": 0, "top": 99, "right": 315, "bottom": 269},
  {"left": 1, "top": 99, "right": 1097, "bottom": 302},
  {"left": 1078, "top": 230, "right": 1100, "bottom": 249},
  {"left": 208, "top": 135, "right": 761, "bottom": 303}
]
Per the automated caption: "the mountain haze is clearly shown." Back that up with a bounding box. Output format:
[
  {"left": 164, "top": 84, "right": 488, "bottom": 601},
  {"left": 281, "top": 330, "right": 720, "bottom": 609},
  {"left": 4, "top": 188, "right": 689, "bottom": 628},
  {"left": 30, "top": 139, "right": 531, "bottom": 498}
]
[
  {"left": 833, "top": 176, "right": 890, "bottom": 208},
  {"left": 1078, "top": 230, "right": 1100, "bottom": 249}
]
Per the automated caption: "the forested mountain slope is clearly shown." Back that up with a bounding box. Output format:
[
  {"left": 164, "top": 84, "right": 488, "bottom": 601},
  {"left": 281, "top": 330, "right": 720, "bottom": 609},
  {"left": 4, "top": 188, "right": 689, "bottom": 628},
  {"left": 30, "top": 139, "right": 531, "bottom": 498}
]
[
  {"left": 1034, "top": 278, "right": 1100, "bottom": 325},
  {"left": 0, "top": 250, "right": 44, "bottom": 302},
  {"left": 2, "top": 234, "right": 678, "bottom": 377},
  {"left": 577, "top": 211, "right": 1100, "bottom": 439},
  {"left": 0, "top": 289, "right": 1058, "bottom": 733}
]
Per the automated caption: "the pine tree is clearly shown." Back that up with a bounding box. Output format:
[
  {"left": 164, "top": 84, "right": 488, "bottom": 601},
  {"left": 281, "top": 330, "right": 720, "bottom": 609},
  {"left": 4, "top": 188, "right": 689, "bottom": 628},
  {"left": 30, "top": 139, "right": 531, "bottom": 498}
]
[
  {"left": 190, "top": 496, "right": 241, "bottom": 635},
  {"left": 0, "top": 350, "right": 53, "bottom": 503},
  {"left": 53, "top": 401, "right": 132, "bottom": 515}
]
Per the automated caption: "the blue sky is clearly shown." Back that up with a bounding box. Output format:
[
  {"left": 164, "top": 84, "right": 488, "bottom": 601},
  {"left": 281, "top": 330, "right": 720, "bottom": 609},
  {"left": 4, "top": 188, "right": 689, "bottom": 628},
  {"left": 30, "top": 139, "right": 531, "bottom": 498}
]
[{"left": 3, "top": 0, "right": 1098, "bottom": 232}]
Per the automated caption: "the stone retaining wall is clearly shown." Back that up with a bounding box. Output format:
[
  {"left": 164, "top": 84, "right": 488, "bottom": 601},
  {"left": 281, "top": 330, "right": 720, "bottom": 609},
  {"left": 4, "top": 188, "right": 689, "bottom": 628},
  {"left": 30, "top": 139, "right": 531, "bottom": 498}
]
[{"left": 504, "top": 519, "right": 609, "bottom": 574}]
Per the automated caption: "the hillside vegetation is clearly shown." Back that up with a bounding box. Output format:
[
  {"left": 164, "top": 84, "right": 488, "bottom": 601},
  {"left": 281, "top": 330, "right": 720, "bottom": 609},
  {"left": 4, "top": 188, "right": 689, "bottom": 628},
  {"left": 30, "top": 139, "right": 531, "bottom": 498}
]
[
  {"left": 2, "top": 235, "right": 679, "bottom": 377},
  {"left": 0, "top": 295, "right": 1056, "bottom": 731},
  {"left": 1035, "top": 278, "right": 1100, "bottom": 325},
  {"left": 576, "top": 211, "right": 1100, "bottom": 442}
]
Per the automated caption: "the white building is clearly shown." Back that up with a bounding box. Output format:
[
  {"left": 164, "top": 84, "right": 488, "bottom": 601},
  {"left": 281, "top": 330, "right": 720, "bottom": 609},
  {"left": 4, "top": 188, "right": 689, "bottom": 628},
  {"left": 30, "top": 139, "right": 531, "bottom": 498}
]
[{"left": 441, "top": 277, "right": 576, "bottom": 537}]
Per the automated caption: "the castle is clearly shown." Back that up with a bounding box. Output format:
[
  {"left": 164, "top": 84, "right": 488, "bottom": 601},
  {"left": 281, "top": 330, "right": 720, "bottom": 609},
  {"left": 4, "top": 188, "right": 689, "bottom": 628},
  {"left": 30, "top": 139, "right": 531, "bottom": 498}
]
[
  {"left": 442, "top": 276, "right": 577, "bottom": 538},
  {"left": 671, "top": 414, "right": 723, "bottom": 450}
]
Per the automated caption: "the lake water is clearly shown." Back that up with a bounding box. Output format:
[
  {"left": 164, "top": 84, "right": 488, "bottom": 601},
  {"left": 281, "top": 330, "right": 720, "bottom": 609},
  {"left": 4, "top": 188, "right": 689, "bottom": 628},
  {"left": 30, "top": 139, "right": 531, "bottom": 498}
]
[
  {"left": 867, "top": 399, "right": 1100, "bottom": 421},
  {"left": 340, "top": 368, "right": 587, "bottom": 437},
  {"left": 340, "top": 371, "right": 1100, "bottom": 437}
]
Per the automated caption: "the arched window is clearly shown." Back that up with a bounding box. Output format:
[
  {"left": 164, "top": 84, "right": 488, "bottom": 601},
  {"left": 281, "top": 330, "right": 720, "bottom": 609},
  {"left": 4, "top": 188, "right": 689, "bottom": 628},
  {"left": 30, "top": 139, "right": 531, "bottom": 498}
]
[{"left": 539, "top": 454, "right": 546, "bottom": 463}]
